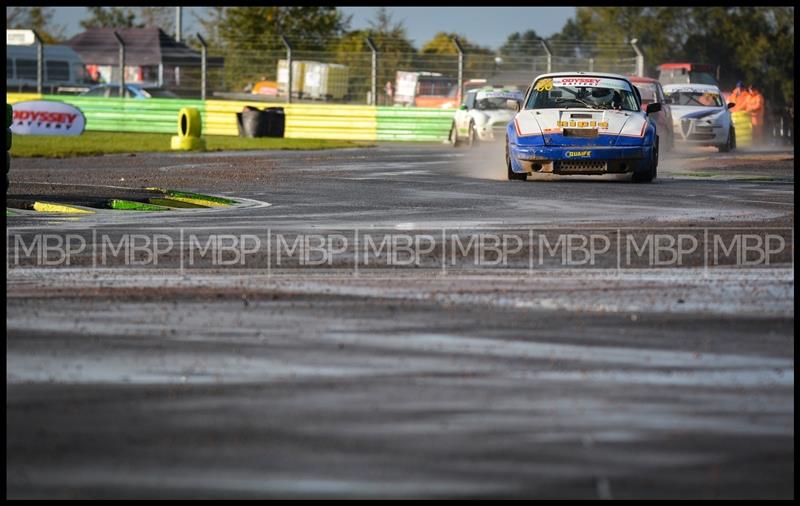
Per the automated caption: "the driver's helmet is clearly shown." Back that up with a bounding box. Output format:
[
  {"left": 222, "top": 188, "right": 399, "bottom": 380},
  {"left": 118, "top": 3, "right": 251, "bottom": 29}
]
[{"left": 590, "top": 88, "right": 621, "bottom": 109}]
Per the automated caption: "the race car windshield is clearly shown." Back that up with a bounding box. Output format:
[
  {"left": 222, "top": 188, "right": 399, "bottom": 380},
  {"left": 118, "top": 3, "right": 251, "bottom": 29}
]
[
  {"left": 473, "top": 97, "right": 508, "bottom": 110},
  {"left": 525, "top": 77, "right": 639, "bottom": 112},
  {"left": 665, "top": 91, "right": 724, "bottom": 107},
  {"left": 473, "top": 91, "right": 523, "bottom": 110},
  {"left": 633, "top": 83, "right": 658, "bottom": 104}
]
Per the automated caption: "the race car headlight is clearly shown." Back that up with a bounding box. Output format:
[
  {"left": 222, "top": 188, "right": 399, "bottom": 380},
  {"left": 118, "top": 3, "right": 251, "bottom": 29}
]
[
  {"left": 512, "top": 136, "right": 546, "bottom": 152},
  {"left": 704, "top": 112, "right": 725, "bottom": 125}
]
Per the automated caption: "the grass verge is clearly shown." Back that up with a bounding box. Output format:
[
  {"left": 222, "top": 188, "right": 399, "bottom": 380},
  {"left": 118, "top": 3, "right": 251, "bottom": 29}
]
[{"left": 9, "top": 131, "right": 375, "bottom": 158}]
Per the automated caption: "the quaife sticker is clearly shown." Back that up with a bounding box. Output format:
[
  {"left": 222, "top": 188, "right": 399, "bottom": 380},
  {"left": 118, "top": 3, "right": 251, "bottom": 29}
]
[
  {"left": 566, "top": 151, "right": 592, "bottom": 157},
  {"left": 10, "top": 101, "right": 86, "bottom": 136}
]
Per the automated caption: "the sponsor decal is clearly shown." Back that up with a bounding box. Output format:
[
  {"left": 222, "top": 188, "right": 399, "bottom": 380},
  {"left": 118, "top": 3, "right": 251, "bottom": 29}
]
[
  {"left": 556, "top": 77, "right": 601, "bottom": 87},
  {"left": 552, "top": 77, "right": 632, "bottom": 91},
  {"left": 566, "top": 150, "right": 592, "bottom": 157},
  {"left": 558, "top": 121, "right": 608, "bottom": 128},
  {"left": 534, "top": 79, "right": 553, "bottom": 92},
  {"left": 10, "top": 101, "right": 85, "bottom": 136},
  {"left": 476, "top": 90, "right": 524, "bottom": 101}
]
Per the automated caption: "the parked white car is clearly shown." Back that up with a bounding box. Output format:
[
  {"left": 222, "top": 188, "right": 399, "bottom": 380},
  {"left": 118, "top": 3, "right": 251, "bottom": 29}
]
[
  {"left": 663, "top": 83, "right": 736, "bottom": 152},
  {"left": 449, "top": 87, "right": 524, "bottom": 147}
]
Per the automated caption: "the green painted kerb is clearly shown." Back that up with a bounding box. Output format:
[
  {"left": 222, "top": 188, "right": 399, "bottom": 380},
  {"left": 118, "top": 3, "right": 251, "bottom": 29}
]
[
  {"left": 147, "top": 197, "right": 208, "bottom": 208},
  {"left": 146, "top": 187, "right": 237, "bottom": 206},
  {"left": 165, "top": 190, "right": 237, "bottom": 205},
  {"left": 108, "top": 199, "right": 172, "bottom": 211}
]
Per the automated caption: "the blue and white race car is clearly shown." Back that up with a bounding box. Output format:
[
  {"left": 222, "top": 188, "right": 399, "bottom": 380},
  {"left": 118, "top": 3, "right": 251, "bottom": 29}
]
[
  {"left": 662, "top": 83, "right": 735, "bottom": 152},
  {"left": 506, "top": 72, "right": 661, "bottom": 183}
]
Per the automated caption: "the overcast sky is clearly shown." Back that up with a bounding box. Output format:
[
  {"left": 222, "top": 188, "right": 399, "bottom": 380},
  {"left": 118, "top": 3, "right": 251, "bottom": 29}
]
[{"left": 31, "top": 6, "right": 575, "bottom": 49}]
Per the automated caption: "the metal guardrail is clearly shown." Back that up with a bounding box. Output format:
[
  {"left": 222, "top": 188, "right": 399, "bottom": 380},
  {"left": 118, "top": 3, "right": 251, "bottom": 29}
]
[{"left": 7, "top": 92, "right": 455, "bottom": 142}]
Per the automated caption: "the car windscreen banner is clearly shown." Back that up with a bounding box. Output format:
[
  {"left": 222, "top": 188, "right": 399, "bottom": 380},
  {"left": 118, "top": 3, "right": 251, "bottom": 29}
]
[
  {"left": 10, "top": 101, "right": 86, "bottom": 136},
  {"left": 476, "top": 90, "right": 524, "bottom": 101},
  {"left": 536, "top": 77, "right": 633, "bottom": 92}
]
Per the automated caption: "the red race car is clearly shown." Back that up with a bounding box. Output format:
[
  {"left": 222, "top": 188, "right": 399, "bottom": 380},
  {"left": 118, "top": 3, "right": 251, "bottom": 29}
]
[{"left": 628, "top": 76, "right": 675, "bottom": 152}]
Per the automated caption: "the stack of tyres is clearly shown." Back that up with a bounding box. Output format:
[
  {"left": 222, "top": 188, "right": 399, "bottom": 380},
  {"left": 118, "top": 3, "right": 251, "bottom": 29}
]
[
  {"left": 171, "top": 107, "right": 206, "bottom": 150},
  {"left": 237, "top": 106, "right": 285, "bottom": 138},
  {"left": 264, "top": 108, "right": 285, "bottom": 137},
  {"left": 731, "top": 111, "right": 752, "bottom": 148},
  {"left": 6, "top": 103, "right": 11, "bottom": 192}
]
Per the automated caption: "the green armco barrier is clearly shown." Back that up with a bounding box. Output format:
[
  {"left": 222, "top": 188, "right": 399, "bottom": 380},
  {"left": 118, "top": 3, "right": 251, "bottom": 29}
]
[
  {"left": 42, "top": 95, "right": 205, "bottom": 134},
  {"left": 7, "top": 93, "right": 461, "bottom": 142},
  {"left": 377, "top": 107, "right": 455, "bottom": 142}
]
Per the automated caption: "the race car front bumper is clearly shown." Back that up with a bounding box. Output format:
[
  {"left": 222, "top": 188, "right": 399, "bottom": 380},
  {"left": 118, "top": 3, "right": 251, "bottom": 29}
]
[
  {"left": 510, "top": 145, "right": 649, "bottom": 175},
  {"left": 673, "top": 120, "right": 728, "bottom": 145},
  {"left": 477, "top": 123, "right": 510, "bottom": 142}
]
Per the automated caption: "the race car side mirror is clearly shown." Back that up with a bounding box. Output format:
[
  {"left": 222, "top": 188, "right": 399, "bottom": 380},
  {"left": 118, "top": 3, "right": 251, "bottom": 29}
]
[
  {"left": 646, "top": 103, "right": 662, "bottom": 114},
  {"left": 506, "top": 100, "right": 520, "bottom": 112},
  {"left": 727, "top": 103, "right": 736, "bottom": 109}
]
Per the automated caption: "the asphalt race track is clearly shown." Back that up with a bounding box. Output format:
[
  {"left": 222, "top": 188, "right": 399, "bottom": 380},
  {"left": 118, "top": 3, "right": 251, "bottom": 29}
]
[{"left": 6, "top": 142, "right": 794, "bottom": 498}]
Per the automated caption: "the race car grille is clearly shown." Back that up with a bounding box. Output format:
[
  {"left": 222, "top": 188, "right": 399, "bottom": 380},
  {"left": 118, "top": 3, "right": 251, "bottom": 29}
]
[
  {"left": 557, "top": 161, "right": 607, "bottom": 173},
  {"left": 681, "top": 119, "right": 692, "bottom": 137},
  {"left": 563, "top": 128, "right": 599, "bottom": 138}
]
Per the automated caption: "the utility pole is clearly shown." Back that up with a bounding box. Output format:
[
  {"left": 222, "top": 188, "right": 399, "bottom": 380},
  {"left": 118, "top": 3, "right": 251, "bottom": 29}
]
[
  {"left": 630, "top": 38, "right": 644, "bottom": 77},
  {"left": 175, "top": 7, "right": 182, "bottom": 42},
  {"left": 540, "top": 39, "right": 552, "bottom": 73},
  {"left": 113, "top": 31, "right": 125, "bottom": 98},
  {"left": 453, "top": 37, "right": 465, "bottom": 104},
  {"left": 281, "top": 35, "right": 293, "bottom": 104},
  {"left": 366, "top": 37, "right": 378, "bottom": 106},
  {"left": 197, "top": 33, "right": 207, "bottom": 100},
  {"left": 33, "top": 30, "right": 43, "bottom": 94}
]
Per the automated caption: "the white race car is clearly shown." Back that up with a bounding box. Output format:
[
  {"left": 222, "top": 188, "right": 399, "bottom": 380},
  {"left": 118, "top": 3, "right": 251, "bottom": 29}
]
[
  {"left": 449, "top": 87, "right": 524, "bottom": 147},
  {"left": 663, "top": 83, "right": 736, "bottom": 152}
]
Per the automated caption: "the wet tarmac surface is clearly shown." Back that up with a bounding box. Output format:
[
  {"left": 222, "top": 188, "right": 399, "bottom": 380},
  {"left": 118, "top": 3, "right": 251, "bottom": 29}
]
[{"left": 6, "top": 142, "right": 794, "bottom": 498}]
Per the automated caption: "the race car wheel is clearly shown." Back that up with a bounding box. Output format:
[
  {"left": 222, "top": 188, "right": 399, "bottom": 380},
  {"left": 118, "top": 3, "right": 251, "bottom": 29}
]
[
  {"left": 632, "top": 139, "right": 657, "bottom": 183},
  {"left": 506, "top": 141, "right": 527, "bottom": 181},
  {"left": 448, "top": 122, "right": 459, "bottom": 147},
  {"left": 718, "top": 127, "right": 735, "bottom": 153},
  {"left": 467, "top": 121, "right": 478, "bottom": 148}
]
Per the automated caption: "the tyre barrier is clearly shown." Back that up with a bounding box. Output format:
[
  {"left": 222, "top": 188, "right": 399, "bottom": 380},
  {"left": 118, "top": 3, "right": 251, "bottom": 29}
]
[
  {"left": 171, "top": 107, "right": 206, "bottom": 151},
  {"left": 170, "top": 135, "right": 205, "bottom": 151},
  {"left": 179, "top": 107, "right": 202, "bottom": 138},
  {"left": 732, "top": 111, "right": 753, "bottom": 148}
]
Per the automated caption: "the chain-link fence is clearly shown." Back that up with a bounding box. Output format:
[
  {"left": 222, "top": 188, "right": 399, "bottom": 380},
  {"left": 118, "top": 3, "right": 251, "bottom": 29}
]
[
  {"left": 8, "top": 33, "right": 642, "bottom": 104},
  {"left": 199, "top": 39, "right": 641, "bottom": 105}
]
